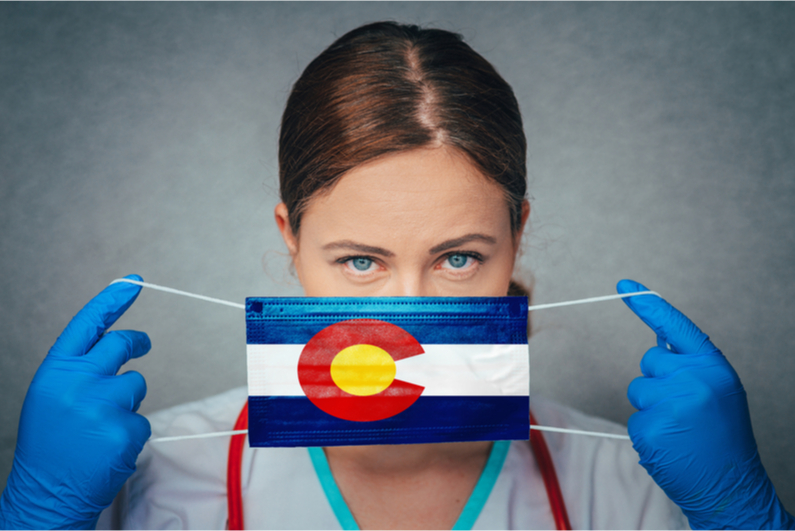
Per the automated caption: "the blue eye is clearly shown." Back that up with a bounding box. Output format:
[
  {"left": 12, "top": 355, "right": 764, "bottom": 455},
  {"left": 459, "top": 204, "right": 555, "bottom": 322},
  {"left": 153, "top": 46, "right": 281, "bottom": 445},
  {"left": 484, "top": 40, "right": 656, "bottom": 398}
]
[
  {"left": 350, "top": 257, "right": 373, "bottom": 271},
  {"left": 446, "top": 254, "right": 470, "bottom": 269}
]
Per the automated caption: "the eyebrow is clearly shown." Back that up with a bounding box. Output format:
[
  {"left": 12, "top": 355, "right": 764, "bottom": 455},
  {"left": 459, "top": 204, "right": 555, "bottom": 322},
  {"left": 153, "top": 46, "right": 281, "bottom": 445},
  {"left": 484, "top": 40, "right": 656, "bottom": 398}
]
[
  {"left": 322, "top": 240, "right": 396, "bottom": 257},
  {"left": 428, "top": 233, "right": 497, "bottom": 254},
  {"left": 322, "top": 233, "right": 497, "bottom": 258}
]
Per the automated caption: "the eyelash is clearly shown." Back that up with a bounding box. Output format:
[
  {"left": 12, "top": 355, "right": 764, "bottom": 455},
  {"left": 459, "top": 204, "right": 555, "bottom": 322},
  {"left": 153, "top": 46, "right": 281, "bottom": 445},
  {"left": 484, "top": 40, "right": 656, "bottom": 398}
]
[
  {"left": 336, "top": 255, "right": 380, "bottom": 276},
  {"left": 439, "top": 251, "right": 483, "bottom": 268},
  {"left": 336, "top": 251, "right": 485, "bottom": 277}
]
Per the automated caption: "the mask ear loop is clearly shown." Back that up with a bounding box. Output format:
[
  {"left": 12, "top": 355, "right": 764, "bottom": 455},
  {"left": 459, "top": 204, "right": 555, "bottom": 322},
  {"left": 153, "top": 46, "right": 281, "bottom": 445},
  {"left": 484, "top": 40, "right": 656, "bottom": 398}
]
[
  {"left": 108, "top": 278, "right": 659, "bottom": 443},
  {"left": 109, "top": 278, "right": 245, "bottom": 309},
  {"left": 526, "top": 291, "right": 660, "bottom": 312}
]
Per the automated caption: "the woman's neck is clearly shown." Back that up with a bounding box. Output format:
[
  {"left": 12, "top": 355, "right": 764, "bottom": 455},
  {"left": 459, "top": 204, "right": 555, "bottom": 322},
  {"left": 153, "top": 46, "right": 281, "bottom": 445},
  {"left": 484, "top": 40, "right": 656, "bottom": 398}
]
[
  {"left": 322, "top": 441, "right": 494, "bottom": 529},
  {"left": 324, "top": 441, "right": 493, "bottom": 475}
]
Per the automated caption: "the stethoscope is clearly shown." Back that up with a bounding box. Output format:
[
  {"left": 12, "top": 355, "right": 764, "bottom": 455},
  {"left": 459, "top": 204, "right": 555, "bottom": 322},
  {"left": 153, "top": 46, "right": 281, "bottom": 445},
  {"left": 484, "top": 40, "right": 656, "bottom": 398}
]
[{"left": 225, "top": 403, "right": 572, "bottom": 531}]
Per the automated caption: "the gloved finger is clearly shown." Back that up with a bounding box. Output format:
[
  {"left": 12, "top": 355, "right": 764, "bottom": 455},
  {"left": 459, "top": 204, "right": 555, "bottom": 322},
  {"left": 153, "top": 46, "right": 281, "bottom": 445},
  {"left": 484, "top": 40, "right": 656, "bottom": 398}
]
[
  {"left": 639, "top": 346, "right": 720, "bottom": 378},
  {"left": 617, "top": 279, "right": 718, "bottom": 355},
  {"left": 49, "top": 274, "right": 144, "bottom": 359},
  {"left": 627, "top": 374, "right": 691, "bottom": 410},
  {"left": 627, "top": 376, "right": 649, "bottom": 410},
  {"left": 626, "top": 408, "right": 658, "bottom": 457},
  {"left": 83, "top": 330, "right": 151, "bottom": 375},
  {"left": 121, "top": 412, "right": 152, "bottom": 456},
  {"left": 626, "top": 405, "right": 680, "bottom": 451},
  {"left": 103, "top": 407, "right": 152, "bottom": 453},
  {"left": 627, "top": 401, "right": 701, "bottom": 465},
  {"left": 627, "top": 376, "right": 678, "bottom": 411},
  {"left": 97, "top": 370, "right": 148, "bottom": 412}
]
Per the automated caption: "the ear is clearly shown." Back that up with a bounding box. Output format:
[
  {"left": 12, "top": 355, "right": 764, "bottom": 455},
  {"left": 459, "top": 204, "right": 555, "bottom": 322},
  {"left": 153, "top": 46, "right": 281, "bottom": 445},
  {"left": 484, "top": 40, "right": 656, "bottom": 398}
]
[
  {"left": 520, "top": 199, "right": 531, "bottom": 229},
  {"left": 514, "top": 199, "right": 531, "bottom": 251},
  {"left": 274, "top": 202, "right": 299, "bottom": 257}
]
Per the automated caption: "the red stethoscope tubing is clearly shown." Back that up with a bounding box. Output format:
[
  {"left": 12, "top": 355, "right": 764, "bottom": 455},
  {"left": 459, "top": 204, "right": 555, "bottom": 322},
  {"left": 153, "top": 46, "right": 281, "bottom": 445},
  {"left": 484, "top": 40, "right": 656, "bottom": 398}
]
[
  {"left": 529, "top": 410, "right": 572, "bottom": 531},
  {"left": 226, "top": 404, "right": 571, "bottom": 531},
  {"left": 227, "top": 402, "right": 248, "bottom": 531}
]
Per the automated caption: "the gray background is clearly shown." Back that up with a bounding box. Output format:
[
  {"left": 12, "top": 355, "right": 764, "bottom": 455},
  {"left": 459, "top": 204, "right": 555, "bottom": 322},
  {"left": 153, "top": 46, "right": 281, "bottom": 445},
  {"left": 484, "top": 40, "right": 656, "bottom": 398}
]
[{"left": 1, "top": 1, "right": 794, "bottom": 512}]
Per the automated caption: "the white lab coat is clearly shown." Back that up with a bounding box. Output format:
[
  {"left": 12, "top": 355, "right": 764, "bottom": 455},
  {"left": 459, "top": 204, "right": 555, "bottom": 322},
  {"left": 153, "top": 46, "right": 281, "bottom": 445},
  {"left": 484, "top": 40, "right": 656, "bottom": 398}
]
[{"left": 98, "top": 387, "right": 688, "bottom": 529}]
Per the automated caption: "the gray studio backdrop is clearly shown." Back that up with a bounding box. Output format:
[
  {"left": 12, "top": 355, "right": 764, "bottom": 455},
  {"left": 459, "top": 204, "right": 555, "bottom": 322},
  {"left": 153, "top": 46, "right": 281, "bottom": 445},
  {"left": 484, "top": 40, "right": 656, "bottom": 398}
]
[{"left": 2, "top": 1, "right": 794, "bottom": 511}]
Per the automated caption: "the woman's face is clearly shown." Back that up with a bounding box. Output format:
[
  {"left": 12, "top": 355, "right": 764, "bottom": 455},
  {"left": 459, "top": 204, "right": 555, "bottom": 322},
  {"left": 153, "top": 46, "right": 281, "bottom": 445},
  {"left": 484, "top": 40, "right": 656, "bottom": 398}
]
[{"left": 275, "top": 146, "right": 529, "bottom": 298}]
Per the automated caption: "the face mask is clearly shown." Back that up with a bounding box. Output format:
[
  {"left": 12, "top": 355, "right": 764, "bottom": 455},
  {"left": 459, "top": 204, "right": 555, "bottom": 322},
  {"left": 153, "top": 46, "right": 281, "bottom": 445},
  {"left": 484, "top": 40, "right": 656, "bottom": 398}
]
[{"left": 246, "top": 296, "right": 529, "bottom": 447}]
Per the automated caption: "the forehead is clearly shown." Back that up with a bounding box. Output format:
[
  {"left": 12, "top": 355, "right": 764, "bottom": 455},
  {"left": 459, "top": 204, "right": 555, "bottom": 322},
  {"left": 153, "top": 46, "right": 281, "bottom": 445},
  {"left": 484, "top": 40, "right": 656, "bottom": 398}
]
[{"left": 299, "top": 146, "right": 511, "bottom": 245}]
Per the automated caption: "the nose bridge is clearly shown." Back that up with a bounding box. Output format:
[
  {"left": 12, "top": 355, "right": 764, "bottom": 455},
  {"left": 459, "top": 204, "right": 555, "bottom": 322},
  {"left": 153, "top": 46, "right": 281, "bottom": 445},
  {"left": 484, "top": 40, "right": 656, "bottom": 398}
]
[
  {"left": 399, "top": 274, "right": 425, "bottom": 297},
  {"left": 389, "top": 267, "right": 428, "bottom": 297}
]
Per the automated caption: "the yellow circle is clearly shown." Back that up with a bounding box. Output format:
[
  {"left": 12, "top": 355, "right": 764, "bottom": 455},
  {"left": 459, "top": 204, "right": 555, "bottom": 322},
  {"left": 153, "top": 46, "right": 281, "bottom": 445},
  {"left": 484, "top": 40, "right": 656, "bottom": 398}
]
[{"left": 330, "top": 344, "right": 397, "bottom": 396}]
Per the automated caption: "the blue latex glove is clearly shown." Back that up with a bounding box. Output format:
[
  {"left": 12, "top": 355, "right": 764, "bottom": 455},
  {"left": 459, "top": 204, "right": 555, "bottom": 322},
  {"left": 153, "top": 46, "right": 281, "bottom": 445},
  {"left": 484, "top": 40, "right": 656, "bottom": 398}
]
[
  {"left": 0, "top": 275, "right": 151, "bottom": 530},
  {"left": 618, "top": 279, "right": 794, "bottom": 530}
]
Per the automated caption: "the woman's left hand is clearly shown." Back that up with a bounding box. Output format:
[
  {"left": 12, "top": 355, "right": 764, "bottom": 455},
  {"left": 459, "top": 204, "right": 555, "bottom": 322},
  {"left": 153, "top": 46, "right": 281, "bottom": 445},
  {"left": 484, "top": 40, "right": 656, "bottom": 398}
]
[
  {"left": 617, "top": 279, "right": 794, "bottom": 530},
  {"left": 0, "top": 276, "right": 151, "bottom": 530}
]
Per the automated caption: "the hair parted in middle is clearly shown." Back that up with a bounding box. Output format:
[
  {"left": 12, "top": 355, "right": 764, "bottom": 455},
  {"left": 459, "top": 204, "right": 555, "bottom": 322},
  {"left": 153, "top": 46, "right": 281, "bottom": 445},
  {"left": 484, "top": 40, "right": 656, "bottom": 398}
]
[{"left": 278, "top": 20, "right": 528, "bottom": 238}]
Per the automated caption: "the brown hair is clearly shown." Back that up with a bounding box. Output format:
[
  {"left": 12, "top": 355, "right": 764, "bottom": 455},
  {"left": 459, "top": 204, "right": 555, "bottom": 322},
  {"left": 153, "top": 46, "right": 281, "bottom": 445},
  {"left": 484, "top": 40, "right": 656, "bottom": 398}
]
[{"left": 278, "top": 21, "right": 530, "bottom": 298}]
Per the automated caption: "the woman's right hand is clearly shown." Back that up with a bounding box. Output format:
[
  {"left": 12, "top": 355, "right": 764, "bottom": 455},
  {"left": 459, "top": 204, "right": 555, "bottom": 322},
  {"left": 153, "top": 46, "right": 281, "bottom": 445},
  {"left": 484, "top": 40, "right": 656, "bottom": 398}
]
[
  {"left": 618, "top": 279, "right": 794, "bottom": 530},
  {"left": 0, "top": 275, "right": 152, "bottom": 530}
]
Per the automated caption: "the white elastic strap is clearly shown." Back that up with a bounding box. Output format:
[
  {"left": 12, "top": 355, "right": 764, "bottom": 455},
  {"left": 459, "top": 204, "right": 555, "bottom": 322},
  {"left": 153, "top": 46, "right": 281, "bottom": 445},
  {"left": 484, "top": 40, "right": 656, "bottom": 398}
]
[
  {"left": 109, "top": 278, "right": 655, "bottom": 444},
  {"left": 150, "top": 425, "right": 631, "bottom": 443},
  {"left": 110, "top": 278, "right": 245, "bottom": 310},
  {"left": 531, "top": 425, "right": 630, "bottom": 440},
  {"left": 151, "top": 429, "right": 249, "bottom": 443},
  {"left": 528, "top": 291, "right": 660, "bottom": 312}
]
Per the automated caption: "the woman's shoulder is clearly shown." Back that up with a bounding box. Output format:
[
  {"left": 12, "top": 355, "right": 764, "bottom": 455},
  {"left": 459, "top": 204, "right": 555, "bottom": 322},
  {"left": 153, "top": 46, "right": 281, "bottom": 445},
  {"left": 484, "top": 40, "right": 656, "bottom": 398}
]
[
  {"left": 98, "top": 387, "right": 329, "bottom": 530},
  {"left": 497, "top": 395, "right": 688, "bottom": 530},
  {"left": 96, "top": 388, "right": 246, "bottom": 529}
]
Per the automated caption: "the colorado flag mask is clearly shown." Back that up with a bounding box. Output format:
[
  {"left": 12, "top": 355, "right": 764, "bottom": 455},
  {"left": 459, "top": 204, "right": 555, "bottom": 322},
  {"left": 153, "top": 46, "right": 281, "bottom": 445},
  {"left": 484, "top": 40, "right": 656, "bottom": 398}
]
[{"left": 245, "top": 297, "right": 529, "bottom": 447}]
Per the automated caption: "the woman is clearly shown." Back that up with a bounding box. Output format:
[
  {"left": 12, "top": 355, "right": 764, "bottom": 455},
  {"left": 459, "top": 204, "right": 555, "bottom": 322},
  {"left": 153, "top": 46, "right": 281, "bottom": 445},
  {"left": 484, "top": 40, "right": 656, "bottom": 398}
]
[{"left": 1, "top": 21, "right": 791, "bottom": 530}]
